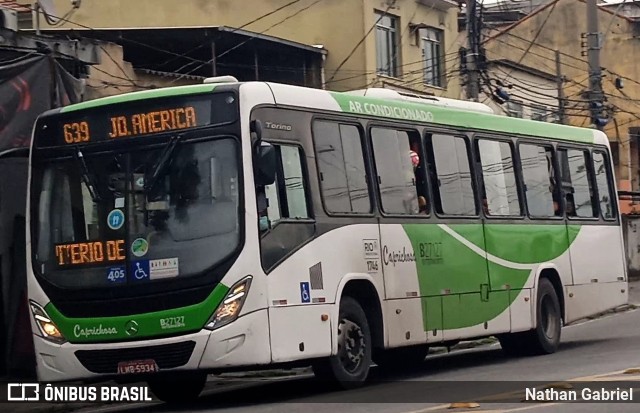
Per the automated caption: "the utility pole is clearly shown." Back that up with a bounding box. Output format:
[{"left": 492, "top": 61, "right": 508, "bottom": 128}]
[
  {"left": 466, "top": 0, "right": 480, "bottom": 101},
  {"left": 586, "top": 0, "right": 605, "bottom": 129},
  {"left": 33, "top": 2, "right": 41, "bottom": 35},
  {"left": 555, "top": 50, "right": 566, "bottom": 124}
]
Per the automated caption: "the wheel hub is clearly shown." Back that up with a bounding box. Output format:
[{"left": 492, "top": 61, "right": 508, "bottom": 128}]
[
  {"left": 338, "top": 318, "right": 365, "bottom": 373},
  {"left": 541, "top": 295, "right": 557, "bottom": 339}
]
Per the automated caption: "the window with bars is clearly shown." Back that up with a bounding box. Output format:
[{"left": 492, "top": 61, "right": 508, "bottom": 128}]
[
  {"left": 375, "top": 11, "right": 399, "bottom": 77},
  {"left": 420, "top": 27, "right": 444, "bottom": 87},
  {"left": 531, "top": 105, "right": 547, "bottom": 122},
  {"left": 506, "top": 101, "right": 524, "bottom": 118}
]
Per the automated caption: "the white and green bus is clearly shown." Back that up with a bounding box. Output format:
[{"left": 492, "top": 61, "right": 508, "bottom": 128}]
[{"left": 26, "top": 77, "right": 627, "bottom": 402}]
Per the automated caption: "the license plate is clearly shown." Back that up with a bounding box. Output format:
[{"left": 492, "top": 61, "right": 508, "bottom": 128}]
[{"left": 117, "top": 359, "right": 159, "bottom": 375}]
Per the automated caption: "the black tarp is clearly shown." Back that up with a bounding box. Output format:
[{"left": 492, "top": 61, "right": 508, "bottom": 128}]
[{"left": 0, "top": 53, "right": 83, "bottom": 378}]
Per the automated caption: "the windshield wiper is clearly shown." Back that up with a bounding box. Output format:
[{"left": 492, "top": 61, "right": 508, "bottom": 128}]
[
  {"left": 74, "top": 148, "right": 101, "bottom": 202},
  {"left": 144, "top": 134, "right": 183, "bottom": 192}
]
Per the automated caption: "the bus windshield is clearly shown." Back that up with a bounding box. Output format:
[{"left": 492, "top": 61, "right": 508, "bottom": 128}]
[{"left": 31, "top": 137, "right": 240, "bottom": 289}]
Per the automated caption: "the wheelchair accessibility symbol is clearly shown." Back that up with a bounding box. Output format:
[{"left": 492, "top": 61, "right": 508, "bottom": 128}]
[
  {"left": 300, "top": 282, "right": 310, "bottom": 303},
  {"left": 135, "top": 262, "right": 148, "bottom": 279},
  {"left": 130, "top": 260, "right": 150, "bottom": 281}
]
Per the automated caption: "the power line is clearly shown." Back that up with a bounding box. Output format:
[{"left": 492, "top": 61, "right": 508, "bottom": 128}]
[
  {"left": 327, "top": 46, "right": 463, "bottom": 86},
  {"left": 19, "top": 1, "right": 338, "bottom": 84},
  {"left": 601, "top": 0, "right": 629, "bottom": 45},
  {"left": 0, "top": 49, "right": 41, "bottom": 65},
  {"left": 152, "top": 0, "right": 307, "bottom": 73},
  {"left": 352, "top": 52, "right": 463, "bottom": 91},
  {"left": 169, "top": 0, "right": 325, "bottom": 83},
  {"left": 18, "top": 4, "right": 204, "bottom": 65},
  {"left": 377, "top": 1, "right": 420, "bottom": 80},
  {"left": 494, "top": 28, "right": 640, "bottom": 100},
  {"left": 483, "top": 71, "right": 590, "bottom": 104},
  {"left": 326, "top": 0, "right": 396, "bottom": 84},
  {"left": 492, "top": 66, "right": 558, "bottom": 91},
  {"left": 494, "top": 1, "right": 559, "bottom": 80},
  {"left": 96, "top": 45, "right": 139, "bottom": 87},
  {"left": 362, "top": 23, "right": 470, "bottom": 95},
  {"left": 498, "top": 31, "right": 588, "bottom": 66}
]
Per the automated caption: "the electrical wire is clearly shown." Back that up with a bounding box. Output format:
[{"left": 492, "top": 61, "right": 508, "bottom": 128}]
[
  {"left": 169, "top": 0, "right": 325, "bottom": 83},
  {"left": 326, "top": 0, "right": 396, "bottom": 84},
  {"left": 376, "top": 1, "right": 420, "bottom": 80},
  {"left": 492, "top": 1, "right": 559, "bottom": 80},
  {"left": 601, "top": 0, "right": 629, "bottom": 45},
  {"left": 326, "top": 47, "right": 464, "bottom": 86}
]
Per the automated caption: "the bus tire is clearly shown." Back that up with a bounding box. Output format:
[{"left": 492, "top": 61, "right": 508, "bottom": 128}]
[
  {"left": 373, "top": 344, "right": 429, "bottom": 372},
  {"left": 148, "top": 372, "right": 207, "bottom": 403},
  {"left": 498, "top": 278, "right": 561, "bottom": 356},
  {"left": 312, "top": 296, "right": 372, "bottom": 389}
]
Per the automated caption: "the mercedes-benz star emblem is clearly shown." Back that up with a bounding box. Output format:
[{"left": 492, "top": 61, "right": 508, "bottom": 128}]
[{"left": 125, "top": 320, "right": 139, "bottom": 336}]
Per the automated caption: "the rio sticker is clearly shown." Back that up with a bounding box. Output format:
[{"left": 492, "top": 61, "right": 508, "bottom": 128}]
[
  {"left": 131, "top": 238, "right": 149, "bottom": 257},
  {"left": 150, "top": 258, "right": 179, "bottom": 279},
  {"left": 107, "top": 209, "right": 125, "bottom": 230}
]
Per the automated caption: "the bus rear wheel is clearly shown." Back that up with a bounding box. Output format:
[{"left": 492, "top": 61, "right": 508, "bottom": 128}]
[
  {"left": 498, "top": 278, "right": 561, "bottom": 356},
  {"left": 148, "top": 372, "right": 207, "bottom": 403},
  {"left": 312, "top": 296, "right": 372, "bottom": 389}
]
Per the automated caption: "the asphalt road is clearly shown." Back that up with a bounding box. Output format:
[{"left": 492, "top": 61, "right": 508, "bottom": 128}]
[{"left": 75, "top": 282, "right": 640, "bottom": 413}]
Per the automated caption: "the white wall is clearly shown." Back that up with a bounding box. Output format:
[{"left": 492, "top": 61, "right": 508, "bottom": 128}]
[{"left": 482, "top": 63, "right": 559, "bottom": 122}]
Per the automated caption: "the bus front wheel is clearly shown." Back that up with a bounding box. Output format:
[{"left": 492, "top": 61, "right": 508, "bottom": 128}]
[
  {"left": 312, "top": 296, "right": 372, "bottom": 389},
  {"left": 498, "top": 278, "right": 561, "bottom": 356},
  {"left": 148, "top": 372, "right": 207, "bottom": 403}
]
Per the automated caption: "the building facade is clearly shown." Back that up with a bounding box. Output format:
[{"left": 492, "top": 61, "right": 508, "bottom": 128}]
[
  {"left": 23, "top": 0, "right": 462, "bottom": 97},
  {"left": 481, "top": 0, "right": 640, "bottom": 202},
  {"left": 479, "top": 59, "right": 560, "bottom": 122}
]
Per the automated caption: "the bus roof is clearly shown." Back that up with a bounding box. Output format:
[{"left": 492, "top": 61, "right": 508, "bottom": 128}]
[
  {"left": 55, "top": 80, "right": 609, "bottom": 147},
  {"left": 260, "top": 82, "right": 608, "bottom": 146}
]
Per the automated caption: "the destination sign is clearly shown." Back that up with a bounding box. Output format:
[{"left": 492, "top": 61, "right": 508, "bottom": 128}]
[
  {"left": 107, "top": 107, "right": 197, "bottom": 140},
  {"left": 55, "top": 240, "right": 126, "bottom": 267},
  {"left": 35, "top": 92, "right": 237, "bottom": 148}
]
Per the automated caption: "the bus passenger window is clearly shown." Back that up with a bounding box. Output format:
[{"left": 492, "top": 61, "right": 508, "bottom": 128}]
[
  {"left": 410, "top": 145, "right": 429, "bottom": 214},
  {"left": 477, "top": 139, "right": 521, "bottom": 216},
  {"left": 256, "top": 142, "right": 315, "bottom": 272},
  {"left": 593, "top": 151, "right": 616, "bottom": 219},
  {"left": 371, "top": 128, "right": 427, "bottom": 215},
  {"left": 313, "top": 121, "right": 370, "bottom": 214},
  {"left": 426, "top": 134, "right": 476, "bottom": 216},
  {"left": 519, "top": 143, "right": 561, "bottom": 218},
  {"left": 256, "top": 144, "right": 310, "bottom": 233},
  {"left": 557, "top": 148, "right": 597, "bottom": 218}
]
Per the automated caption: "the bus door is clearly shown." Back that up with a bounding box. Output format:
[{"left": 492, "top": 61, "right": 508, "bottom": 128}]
[
  {"left": 557, "top": 147, "right": 625, "bottom": 320},
  {"left": 370, "top": 127, "right": 429, "bottom": 347},
  {"left": 424, "top": 133, "right": 494, "bottom": 342},
  {"left": 476, "top": 138, "right": 537, "bottom": 336}
]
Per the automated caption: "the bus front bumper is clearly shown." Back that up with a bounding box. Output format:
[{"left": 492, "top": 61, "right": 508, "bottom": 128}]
[{"left": 34, "top": 309, "right": 271, "bottom": 382}]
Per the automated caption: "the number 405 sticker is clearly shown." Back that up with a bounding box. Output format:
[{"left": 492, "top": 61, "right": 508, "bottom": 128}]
[{"left": 107, "top": 266, "right": 126, "bottom": 283}]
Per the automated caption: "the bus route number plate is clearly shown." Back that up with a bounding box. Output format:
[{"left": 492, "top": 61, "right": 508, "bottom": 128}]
[{"left": 117, "top": 359, "right": 159, "bottom": 374}]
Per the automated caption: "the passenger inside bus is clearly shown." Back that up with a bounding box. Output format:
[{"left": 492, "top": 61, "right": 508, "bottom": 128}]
[
  {"left": 546, "top": 151, "right": 563, "bottom": 217},
  {"left": 410, "top": 144, "right": 429, "bottom": 214}
]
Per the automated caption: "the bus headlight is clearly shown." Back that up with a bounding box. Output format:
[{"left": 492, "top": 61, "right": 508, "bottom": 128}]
[
  {"left": 205, "top": 276, "right": 252, "bottom": 330},
  {"left": 29, "top": 301, "right": 66, "bottom": 344}
]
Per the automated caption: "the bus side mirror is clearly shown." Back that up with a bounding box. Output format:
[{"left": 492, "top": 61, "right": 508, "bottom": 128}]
[
  {"left": 254, "top": 142, "right": 276, "bottom": 186},
  {"left": 250, "top": 119, "right": 263, "bottom": 147}
]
